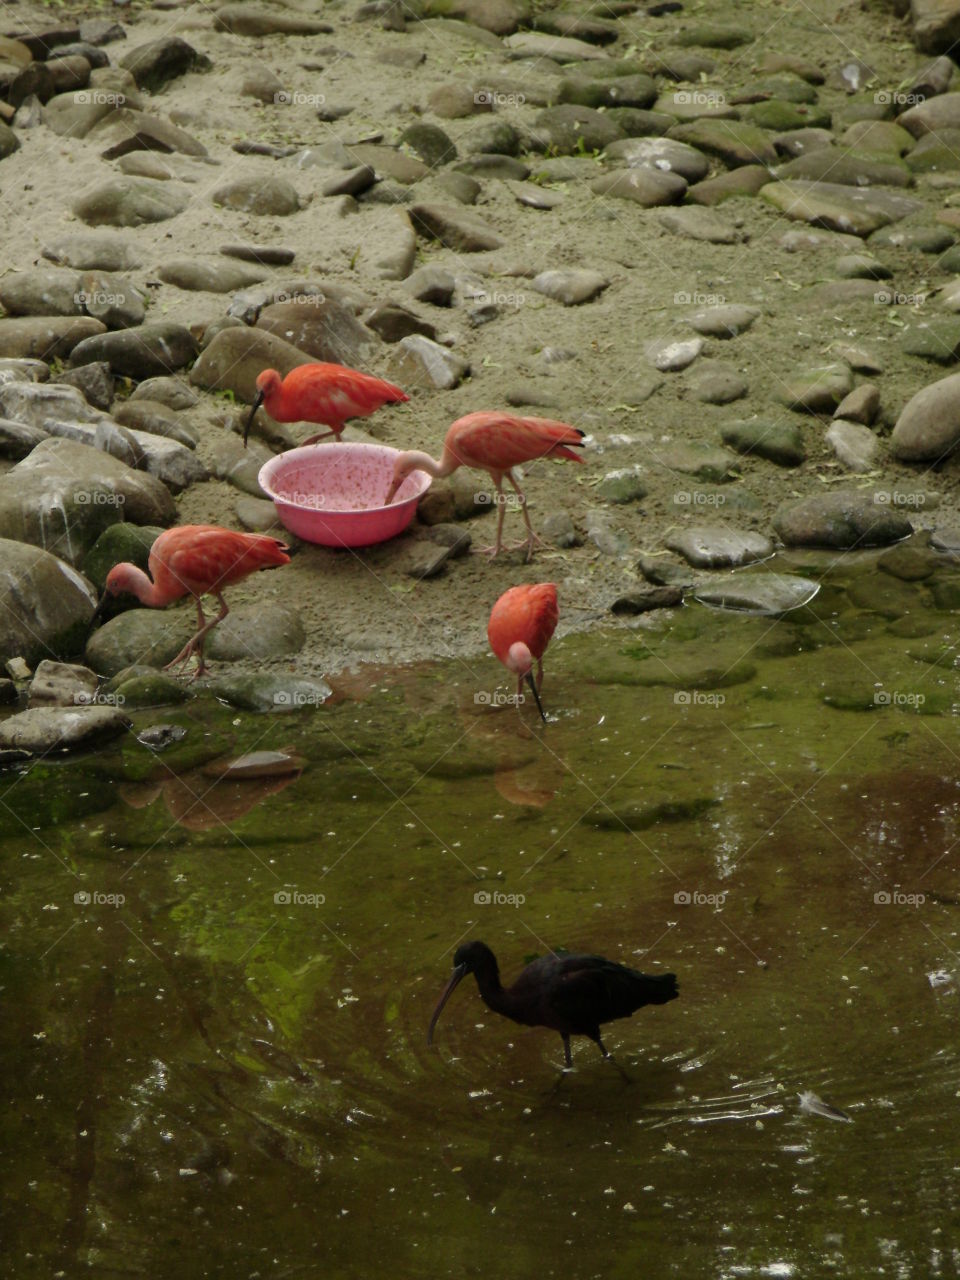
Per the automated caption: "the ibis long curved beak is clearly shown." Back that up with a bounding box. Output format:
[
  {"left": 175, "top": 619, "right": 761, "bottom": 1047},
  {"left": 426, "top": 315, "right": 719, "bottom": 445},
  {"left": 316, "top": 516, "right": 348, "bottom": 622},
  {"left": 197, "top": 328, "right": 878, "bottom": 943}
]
[
  {"left": 525, "top": 672, "right": 547, "bottom": 723},
  {"left": 243, "top": 390, "right": 265, "bottom": 448},
  {"left": 427, "top": 962, "right": 467, "bottom": 1046}
]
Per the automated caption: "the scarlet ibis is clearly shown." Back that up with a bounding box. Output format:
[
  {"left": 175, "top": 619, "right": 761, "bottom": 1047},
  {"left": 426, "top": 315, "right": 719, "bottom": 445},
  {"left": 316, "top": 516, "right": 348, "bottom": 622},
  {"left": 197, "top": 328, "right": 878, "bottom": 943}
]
[
  {"left": 384, "top": 411, "right": 585, "bottom": 561},
  {"left": 428, "top": 940, "right": 678, "bottom": 1068},
  {"left": 487, "top": 583, "right": 558, "bottom": 722},
  {"left": 243, "top": 363, "right": 408, "bottom": 447},
  {"left": 97, "top": 525, "right": 291, "bottom": 678}
]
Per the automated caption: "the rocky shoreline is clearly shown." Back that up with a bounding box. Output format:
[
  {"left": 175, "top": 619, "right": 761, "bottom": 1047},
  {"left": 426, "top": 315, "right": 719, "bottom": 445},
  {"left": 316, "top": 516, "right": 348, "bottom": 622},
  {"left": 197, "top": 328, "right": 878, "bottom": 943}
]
[{"left": 3, "top": 0, "right": 960, "bottom": 750}]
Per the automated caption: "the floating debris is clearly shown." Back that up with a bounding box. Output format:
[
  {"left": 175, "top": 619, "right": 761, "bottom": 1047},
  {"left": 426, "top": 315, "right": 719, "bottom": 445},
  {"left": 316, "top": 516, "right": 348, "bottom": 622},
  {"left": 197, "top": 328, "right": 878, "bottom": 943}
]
[{"left": 798, "top": 1090, "right": 852, "bottom": 1122}]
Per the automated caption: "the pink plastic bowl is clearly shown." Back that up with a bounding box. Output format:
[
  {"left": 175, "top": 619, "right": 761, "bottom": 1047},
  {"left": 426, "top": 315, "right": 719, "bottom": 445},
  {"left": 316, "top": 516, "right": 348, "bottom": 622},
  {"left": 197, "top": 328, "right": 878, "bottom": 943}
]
[{"left": 258, "top": 443, "right": 431, "bottom": 548}]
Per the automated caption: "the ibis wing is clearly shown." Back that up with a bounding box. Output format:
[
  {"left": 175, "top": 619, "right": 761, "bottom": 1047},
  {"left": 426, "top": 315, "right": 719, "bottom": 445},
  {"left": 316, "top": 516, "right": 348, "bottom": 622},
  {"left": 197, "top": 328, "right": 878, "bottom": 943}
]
[
  {"left": 547, "top": 956, "right": 676, "bottom": 1027},
  {"left": 451, "top": 416, "right": 583, "bottom": 472},
  {"left": 155, "top": 527, "right": 288, "bottom": 596}
]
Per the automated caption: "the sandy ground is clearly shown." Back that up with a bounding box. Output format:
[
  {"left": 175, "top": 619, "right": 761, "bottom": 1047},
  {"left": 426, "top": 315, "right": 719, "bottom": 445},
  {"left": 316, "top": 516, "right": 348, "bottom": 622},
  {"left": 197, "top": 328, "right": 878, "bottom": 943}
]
[{"left": 1, "top": 0, "right": 956, "bottom": 679}]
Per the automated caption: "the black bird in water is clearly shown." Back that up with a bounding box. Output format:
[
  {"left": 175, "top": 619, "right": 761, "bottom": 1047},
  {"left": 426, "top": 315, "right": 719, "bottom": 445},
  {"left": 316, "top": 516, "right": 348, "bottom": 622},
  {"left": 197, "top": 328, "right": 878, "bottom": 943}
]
[{"left": 428, "top": 940, "right": 678, "bottom": 1068}]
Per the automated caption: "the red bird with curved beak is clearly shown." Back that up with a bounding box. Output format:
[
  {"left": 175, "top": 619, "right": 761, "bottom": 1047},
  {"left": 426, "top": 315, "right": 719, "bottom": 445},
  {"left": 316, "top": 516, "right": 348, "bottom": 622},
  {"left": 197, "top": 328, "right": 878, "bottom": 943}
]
[
  {"left": 243, "top": 363, "right": 408, "bottom": 447},
  {"left": 487, "top": 582, "right": 558, "bottom": 722},
  {"left": 385, "top": 411, "right": 585, "bottom": 561},
  {"left": 94, "top": 525, "right": 291, "bottom": 678}
]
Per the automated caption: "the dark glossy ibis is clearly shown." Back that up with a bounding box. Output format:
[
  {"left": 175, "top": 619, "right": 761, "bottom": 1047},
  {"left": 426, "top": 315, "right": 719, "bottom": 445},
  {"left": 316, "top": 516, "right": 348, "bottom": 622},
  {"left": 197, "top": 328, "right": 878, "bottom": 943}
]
[{"left": 427, "top": 940, "right": 678, "bottom": 1068}]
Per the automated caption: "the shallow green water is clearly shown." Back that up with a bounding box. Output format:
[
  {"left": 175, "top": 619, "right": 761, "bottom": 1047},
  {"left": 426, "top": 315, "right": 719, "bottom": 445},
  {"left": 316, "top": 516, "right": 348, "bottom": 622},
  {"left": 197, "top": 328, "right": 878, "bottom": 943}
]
[{"left": 3, "top": 547, "right": 960, "bottom": 1277}]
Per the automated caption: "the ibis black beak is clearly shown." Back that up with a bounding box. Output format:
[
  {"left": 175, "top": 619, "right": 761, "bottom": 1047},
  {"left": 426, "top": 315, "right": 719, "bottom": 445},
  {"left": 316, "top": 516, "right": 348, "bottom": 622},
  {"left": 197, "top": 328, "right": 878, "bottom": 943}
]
[
  {"left": 427, "top": 962, "right": 467, "bottom": 1046},
  {"left": 525, "top": 672, "right": 547, "bottom": 723},
  {"left": 243, "top": 389, "right": 264, "bottom": 448}
]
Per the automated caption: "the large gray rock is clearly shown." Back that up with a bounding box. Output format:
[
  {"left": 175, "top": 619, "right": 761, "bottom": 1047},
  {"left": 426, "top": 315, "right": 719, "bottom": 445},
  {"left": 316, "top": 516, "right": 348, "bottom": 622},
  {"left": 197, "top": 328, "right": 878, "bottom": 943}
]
[
  {"left": 0, "top": 438, "right": 175, "bottom": 565},
  {"left": 43, "top": 233, "right": 142, "bottom": 272},
  {"left": 760, "top": 181, "right": 923, "bottom": 237},
  {"left": 891, "top": 370, "right": 960, "bottom": 460},
  {"left": 0, "top": 540, "right": 97, "bottom": 666},
  {"left": 72, "top": 177, "right": 189, "bottom": 226},
  {"left": 28, "top": 659, "right": 99, "bottom": 708},
  {"left": 118, "top": 36, "right": 212, "bottom": 91},
  {"left": 0, "top": 317, "right": 106, "bottom": 360},
  {"left": 899, "top": 89, "right": 960, "bottom": 135},
  {"left": 589, "top": 167, "right": 687, "bottom": 206},
  {"left": 605, "top": 135, "right": 709, "bottom": 182},
  {"left": 666, "top": 524, "right": 774, "bottom": 568},
  {"left": 387, "top": 335, "right": 469, "bottom": 389},
  {"left": 255, "top": 299, "right": 376, "bottom": 365},
  {"left": 774, "top": 491, "right": 912, "bottom": 548},
  {"left": 85, "top": 607, "right": 194, "bottom": 675},
  {"left": 0, "top": 705, "right": 130, "bottom": 753},
  {"left": 69, "top": 323, "right": 198, "bottom": 378},
  {"left": 190, "top": 326, "right": 311, "bottom": 403}
]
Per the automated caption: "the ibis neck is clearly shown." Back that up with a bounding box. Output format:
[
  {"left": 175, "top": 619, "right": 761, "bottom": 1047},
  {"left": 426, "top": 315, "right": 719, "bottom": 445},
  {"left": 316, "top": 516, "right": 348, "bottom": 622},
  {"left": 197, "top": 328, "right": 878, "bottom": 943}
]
[
  {"left": 471, "top": 953, "right": 507, "bottom": 1012},
  {"left": 399, "top": 450, "right": 454, "bottom": 480},
  {"left": 118, "top": 565, "right": 165, "bottom": 607}
]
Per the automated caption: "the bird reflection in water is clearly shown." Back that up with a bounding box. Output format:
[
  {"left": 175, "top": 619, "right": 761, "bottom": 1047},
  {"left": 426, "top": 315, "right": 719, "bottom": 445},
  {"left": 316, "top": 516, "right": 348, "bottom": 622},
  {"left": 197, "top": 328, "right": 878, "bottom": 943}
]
[{"left": 118, "top": 751, "right": 304, "bottom": 830}]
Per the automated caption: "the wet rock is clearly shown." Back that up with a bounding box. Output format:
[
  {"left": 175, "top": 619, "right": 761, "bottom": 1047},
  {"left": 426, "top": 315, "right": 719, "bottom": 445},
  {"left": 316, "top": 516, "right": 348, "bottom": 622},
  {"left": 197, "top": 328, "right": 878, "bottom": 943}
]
[
  {"left": 610, "top": 586, "right": 683, "bottom": 614},
  {"left": 212, "top": 175, "right": 301, "bottom": 215},
  {"left": 405, "top": 265, "right": 456, "bottom": 306},
  {"left": 118, "top": 36, "right": 211, "bottom": 91},
  {"left": 686, "top": 165, "right": 771, "bottom": 205},
  {"left": 693, "top": 573, "right": 820, "bottom": 614},
  {"left": 878, "top": 536, "right": 939, "bottom": 581},
  {"left": 0, "top": 540, "right": 96, "bottom": 666},
  {"left": 70, "top": 323, "right": 198, "bottom": 379},
  {"left": 531, "top": 269, "right": 609, "bottom": 305},
  {"left": 130, "top": 376, "right": 198, "bottom": 410},
  {"left": 666, "top": 524, "right": 773, "bottom": 568},
  {"left": 410, "top": 202, "right": 502, "bottom": 252},
  {"left": 684, "top": 304, "right": 760, "bottom": 339},
  {"left": 204, "top": 672, "right": 332, "bottom": 713},
  {"left": 775, "top": 362, "right": 854, "bottom": 412},
  {"left": 213, "top": 4, "right": 333, "bottom": 35},
  {"left": 0, "top": 705, "right": 129, "bottom": 753},
  {"left": 85, "top": 607, "right": 194, "bottom": 675},
  {"left": 27, "top": 659, "right": 99, "bottom": 708},
  {"left": 353, "top": 209, "right": 417, "bottom": 280},
  {"left": 0, "top": 438, "right": 174, "bottom": 565},
  {"left": 158, "top": 257, "right": 267, "bottom": 292},
  {"left": 891, "top": 369, "right": 960, "bottom": 460},
  {"left": 645, "top": 336, "right": 703, "bottom": 372},
  {"left": 774, "top": 491, "right": 912, "bottom": 547},
  {"left": 82, "top": 522, "right": 162, "bottom": 592},
  {"left": 43, "top": 232, "right": 141, "bottom": 272},
  {"left": 598, "top": 467, "right": 647, "bottom": 503},
  {"left": 557, "top": 73, "right": 657, "bottom": 110},
  {"left": 721, "top": 419, "right": 806, "bottom": 466},
  {"left": 826, "top": 419, "right": 880, "bottom": 472},
  {"left": 835, "top": 384, "right": 880, "bottom": 425},
  {"left": 688, "top": 363, "right": 747, "bottom": 404},
  {"left": 0, "top": 419, "right": 48, "bottom": 459},
  {"left": 658, "top": 206, "right": 740, "bottom": 244},
  {"left": 529, "top": 104, "right": 624, "bottom": 154},
  {"left": 589, "top": 167, "right": 687, "bottom": 206},
  {"left": 670, "top": 118, "right": 777, "bottom": 167},
  {"left": 119, "top": 677, "right": 190, "bottom": 709},
  {"left": 190, "top": 327, "right": 310, "bottom": 403},
  {"left": 256, "top": 299, "right": 376, "bottom": 365},
  {"left": 112, "top": 400, "right": 197, "bottom": 448},
  {"left": 761, "top": 180, "right": 923, "bottom": 236},
  {"left": 73, "top": 177, "right": 189, "bottom": 226},
  {"left": 0, "top": 317, "right": 106, "bottom": 361},
  {"left": 387, "top": 335, "right": 468, "bottom": 389},
  {"left": 206, "top": 604, "right": 305, "bottom": 661},
  {"left": 775, "top": 148, "right": 913, "bottom": 188}
]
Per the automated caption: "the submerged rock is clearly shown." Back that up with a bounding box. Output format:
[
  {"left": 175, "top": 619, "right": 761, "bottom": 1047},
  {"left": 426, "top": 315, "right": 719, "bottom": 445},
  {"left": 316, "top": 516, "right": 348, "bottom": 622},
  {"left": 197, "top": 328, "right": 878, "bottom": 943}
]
[{"left": 693, "top": 573, "right": 820, "bottom": 614}]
